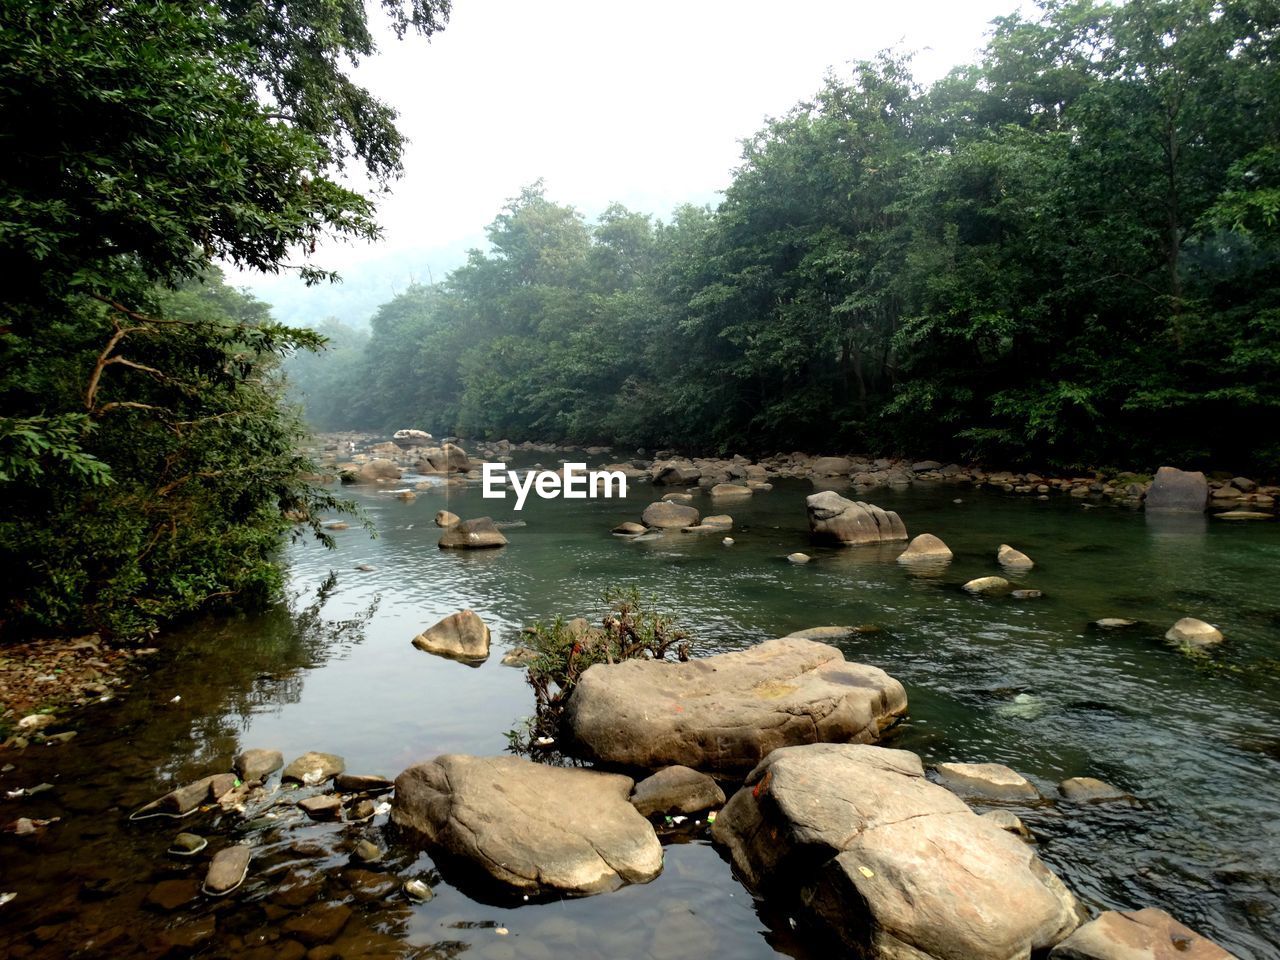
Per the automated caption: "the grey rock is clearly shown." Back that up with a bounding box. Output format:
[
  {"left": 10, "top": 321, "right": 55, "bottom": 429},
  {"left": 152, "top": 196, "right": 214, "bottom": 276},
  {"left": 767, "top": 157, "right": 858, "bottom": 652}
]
[
  {"left": 641, "top": 501, "right": 700, "bottom": 529},
  {"left": 233, "top": 748, "right": 282, "bottom": 783},
  {"left": 1059, "top": 777, "right": 1127, "bottom": 802},
  {"left": 935, "top": 761, "right": 1040, "bottom": 800},
  {"left": 1165, "top": 617, "right": 1224, "bottom": 650},
  {"left": 1145, "top": 466, "right": 1208, "bottom": 512},
  {"left": 629, "top": 766, "right": 726, "bottom": 818},
  {"left": 897, "top": 533, "right": 953, "bottom": 563},
  {"left": 438, "top": 517, "right": 508, "bottom": 549},
  {"left": 392, "top": 754, "right": 662, "bottom": 897},
  {"left": 564, "top": 637, "right": 907, "bottom": 774},
  {"left": 203, "top": 844, "right": 251, "bottom": 896},
  {"left": 412, "top": 609, "right": 491, "bottom": 662},
  {"left": 281, "top": 752, "right": 345, "bottom": 785},
  {"left": 963, "top": 576, "right": 1013, "bottom": 596},
  {"left": 998, "top": 543, "right": 1035, "bottom": 569},
  {"left": 1049, "top": 908, "right": 1233, "bottom": 959},
  {"left": 806, "top": 491, "right": 908, "bottom": 545},
  {"left": 712, "top": 744, "right": 1081, "bottom": 959},
  {"left": 333, "top": 773, "right": 394, "bottom": 794},
  {"left": 298, "top": 795, "right": 343, "bottom": 821}
]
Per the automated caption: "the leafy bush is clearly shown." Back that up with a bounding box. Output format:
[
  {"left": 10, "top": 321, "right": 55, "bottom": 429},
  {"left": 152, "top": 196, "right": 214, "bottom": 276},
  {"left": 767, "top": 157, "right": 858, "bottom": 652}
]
[{"left": 507, "top": 588, "right": 691, "bottom": 754}]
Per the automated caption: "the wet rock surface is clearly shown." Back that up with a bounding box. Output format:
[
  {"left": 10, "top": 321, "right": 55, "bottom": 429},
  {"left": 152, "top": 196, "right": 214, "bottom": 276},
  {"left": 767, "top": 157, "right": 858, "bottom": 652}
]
[
  {"left": 437, "top": 516, "right": 508, "bottom": 549},
  {"left": 411, "top": 609, "right": 491, "bottom": 663},
  {"left": 281, "top": 752, "right": 345, "bottom": 785},
  {"left": 1048, "top": 908, "right": 1235, "bottom": 959},
  {"left": 805, "top": 491, "right": 908, "bottom": 545},
  {"left": 713, "top": 743, "right": 1082, "bottom": 959},
  {"left": 391, "top": 754, "right": 663, "bottom": 897},
  {"left": 629, "top": 766, "right": 726, "bottom": 818},
  {"left": 564, "top": 637, "right": 907, "bottom": 773},
  {"left": 935, "top": 761, "right": 1040, "bottom": 800}
]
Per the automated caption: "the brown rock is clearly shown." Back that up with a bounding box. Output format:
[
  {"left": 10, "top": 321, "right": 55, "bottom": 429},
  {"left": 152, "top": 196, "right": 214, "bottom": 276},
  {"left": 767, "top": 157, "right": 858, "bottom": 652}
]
[
  {"left": 1049, "top": 908, "right": 1233, "bottom": 959},
  {"left": 630, "top": 765, "right": 726, "bottom": 817},
  {"left": 411, "top": 609, "right": 491, "bottom": 662},
  {"left": 437, "top": 517, "right": 508, "bottom": 549}
]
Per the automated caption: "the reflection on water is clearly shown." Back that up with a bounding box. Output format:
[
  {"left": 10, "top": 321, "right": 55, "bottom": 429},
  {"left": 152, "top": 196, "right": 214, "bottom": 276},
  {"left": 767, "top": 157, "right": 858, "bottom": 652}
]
[{"left": 1, "top": 464, "right": 1278, "bottom": 958}]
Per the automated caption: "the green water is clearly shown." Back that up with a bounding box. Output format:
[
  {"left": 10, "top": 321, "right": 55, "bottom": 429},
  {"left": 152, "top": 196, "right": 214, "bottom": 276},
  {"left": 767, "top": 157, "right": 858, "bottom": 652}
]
[{"left": 2, "top": 463, "right": 1278, "bottom": 958}]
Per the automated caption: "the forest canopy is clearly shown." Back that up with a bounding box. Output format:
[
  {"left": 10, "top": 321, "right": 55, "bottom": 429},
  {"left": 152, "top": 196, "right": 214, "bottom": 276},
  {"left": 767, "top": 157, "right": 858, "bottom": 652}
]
[{"left": 290, "top": 0, "right": 1280, "bottom": 473}]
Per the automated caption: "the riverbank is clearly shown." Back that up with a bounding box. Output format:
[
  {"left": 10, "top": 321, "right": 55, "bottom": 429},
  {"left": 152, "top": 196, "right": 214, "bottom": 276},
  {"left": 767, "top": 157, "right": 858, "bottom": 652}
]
[
  {"left": 308, "top": 431, "right": 1278, "bottom": 517},
  {"left": 0, "top": 636, "right": 156, "bottom": 748}
]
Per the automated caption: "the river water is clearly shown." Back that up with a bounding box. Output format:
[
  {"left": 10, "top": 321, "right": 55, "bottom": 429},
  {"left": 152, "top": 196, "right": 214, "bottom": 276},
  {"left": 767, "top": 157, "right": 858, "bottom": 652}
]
[{"left": 2, "top": 461, "right": 1278, "bottom": 958}]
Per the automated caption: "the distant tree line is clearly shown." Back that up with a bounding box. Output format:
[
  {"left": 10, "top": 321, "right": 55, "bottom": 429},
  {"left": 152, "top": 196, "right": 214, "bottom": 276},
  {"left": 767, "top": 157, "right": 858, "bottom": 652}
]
[{"left": 291, "top": 0, "right": 1280, "bottom": 473}]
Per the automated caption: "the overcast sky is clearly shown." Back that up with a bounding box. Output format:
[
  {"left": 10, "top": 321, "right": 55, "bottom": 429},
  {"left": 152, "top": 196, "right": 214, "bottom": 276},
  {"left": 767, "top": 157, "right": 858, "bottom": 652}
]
[{"left": 235, "top": 0, "right": 1033, "bottom": 323}]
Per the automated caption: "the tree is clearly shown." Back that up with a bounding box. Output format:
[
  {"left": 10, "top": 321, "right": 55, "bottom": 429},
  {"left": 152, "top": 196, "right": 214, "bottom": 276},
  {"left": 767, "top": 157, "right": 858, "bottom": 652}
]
[{"left": 0, "top": 0, "right": 450, "bottom": 637}]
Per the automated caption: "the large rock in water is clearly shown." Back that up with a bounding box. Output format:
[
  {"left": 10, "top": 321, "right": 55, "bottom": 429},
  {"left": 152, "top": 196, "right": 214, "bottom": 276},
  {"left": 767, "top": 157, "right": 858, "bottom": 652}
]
[
  {"left": 564, "top": 637, "right": 907, "bottom": 773},
  {"left": 391, "top": 755, "right": 662, "bottom": 897},
  {"left": 806, "top": 491, "right": 908, "bottom": 545},
  {"left": 641, "top": 500, "right": 699, "bottom": 529},
  {"left": 411, "top": 609, "right": 490, "bottom": 662},
  {"left": 712, "top": 743, "right": 1082, "bottom": 959},
  {"left": 1048, "top": 908, "right": 1234, "bottom": 959},
  {"left": 438, "top": 517, "right": 508, "bottom": 549},
  {"left": 356, "top": 458, "right": 400, "bottom": 483},
  {"left": 1145, "top": 466, "right": 1208, "bottom": 512}
]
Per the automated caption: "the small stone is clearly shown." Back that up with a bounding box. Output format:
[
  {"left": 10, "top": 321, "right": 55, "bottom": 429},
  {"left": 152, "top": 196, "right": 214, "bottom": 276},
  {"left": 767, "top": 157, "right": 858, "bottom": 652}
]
[
  {"left": 611, "top": 521, "right": 647, "bottom": 536},
  {"left": 1165, "top": 618, "right": 1224, "bottom": 650},
  {"left": 1094, "top": 618, "right": 1137, "bottom": 629},
  {"left": 786, "top": 552, "right": 810, "bottom": 564},
  {"left": 1059, "top": 777, "right": 1127, "bottom": 802},
  {"left": 435, "top": 510, "right": 460, "bottom": 527},
  {"left": 403, "top": 878, "right": 435, "bottom": 902},
  {"left": 281, "top": 752, "right": 345, "bottom": 785},
  {"left": 630, "top": 766, "right": 726, "bottom": 818},
  {"left": 345, "top": 869, "right": 397, "bottom": 901},
  {"left": 234, "top": 749, "right": 283, "bottom": 783},
  {"left": 997, "top": 544, "right": 1034, "bottom": 569},
  {"left": 333, "top": 773, "right": 394, "bottom": 794},
  {"left": 722, "top": 537, "right": 734, "bottom": 545},
  {"left": 168, "top": 832, "right": 207, "bottom": 857},
  {"left": 203, "top": 844, "right": 252, "bottom": 896},
  {"left": 351, "top": 839, "right": 382, "bottom": 864},
  {"left": 501, "top": 646, "right": 539, "bottom": 667},
  {"left": 298, "top": 795, "right": 343, "bottom": 821},
  {"left": 962, "top": 576, "right": 1012, "bottom": 596},
  {"left": 1011, "top": 589, "right": 1043, "bottom": 599},
  {"left": 348, "top": 799, "right": 376, "bottom": 821}
]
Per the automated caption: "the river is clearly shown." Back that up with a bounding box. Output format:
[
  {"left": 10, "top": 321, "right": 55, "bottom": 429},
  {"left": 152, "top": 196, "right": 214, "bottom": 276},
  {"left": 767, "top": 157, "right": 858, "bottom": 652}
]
[{"left": 2, "top": 459, "right": 1278, "bottom": 958}]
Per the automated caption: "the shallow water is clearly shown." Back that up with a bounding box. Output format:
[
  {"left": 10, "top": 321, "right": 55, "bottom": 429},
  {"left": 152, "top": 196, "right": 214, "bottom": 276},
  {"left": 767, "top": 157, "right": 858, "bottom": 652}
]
[{"left": 2, "top": 462, "right": 1279, "bottom": 958}]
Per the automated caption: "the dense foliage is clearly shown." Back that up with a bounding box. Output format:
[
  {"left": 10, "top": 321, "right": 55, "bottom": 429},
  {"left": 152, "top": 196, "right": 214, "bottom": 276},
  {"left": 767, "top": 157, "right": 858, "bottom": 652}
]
[
  {"left": 292, "top": 0, "right": 1280, "bottom": 473},
  {"left": 0, "top": 0, "right": 449, "bottom": 638}
]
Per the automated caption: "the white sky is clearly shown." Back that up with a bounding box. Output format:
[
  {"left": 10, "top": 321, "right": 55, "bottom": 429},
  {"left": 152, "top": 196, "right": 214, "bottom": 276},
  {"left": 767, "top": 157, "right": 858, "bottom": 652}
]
[{"left": 234, "top": 0, "right": 1033, "bottom": 322}]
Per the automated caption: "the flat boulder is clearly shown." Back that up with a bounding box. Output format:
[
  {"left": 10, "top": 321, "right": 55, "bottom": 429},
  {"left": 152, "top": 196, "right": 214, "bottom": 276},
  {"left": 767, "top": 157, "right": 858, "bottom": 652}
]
[
  {"left": 564, "top": 637, "right": 907, "bottom": 774},
  {"left": 281, "top": 752, "right": 345, "bottom": 785},
  {"left": 806, "top": 491, "right": 907, "bottom": 545},
  {"left": 712, "top": 743, "right": 1082, "bottom": 959},
  {"left": 391, "top": 754, "right": 662, "bottom": 897},
  {"left": 652, "top": 461, "right": 701, "bottom": 485},
  {"left": 629, "top": 766, "right": 725, "bottom": 818},
  {"left": 897, "top": 533, "right": 953, "bottom": 563},
  {"left": 411, "top": 609, "right": 491, "bottom": 663},
  {"left": 935, "top": 761, "right": 1040, "bottom": 800},
  {"left": 612, "top": 521, "right": 647, "bottom": 536},
  {"left": 1145, "top": 467, "right": 1208, "bottom": 512},
  {"left": 438, "top": 517, "right": 508, "bottom": 549},
  {"left": 1048, "top": 908, "right": 1233, "bottom": 959},
  {"left": 1059, "top": 777, "right": 1127, "bottom": 803},
  {"left": 709, "top": 483, "right": 752, "bottom": 498},
  {"left": 641, "top": 501, "right": 700, "bottom": 529}
]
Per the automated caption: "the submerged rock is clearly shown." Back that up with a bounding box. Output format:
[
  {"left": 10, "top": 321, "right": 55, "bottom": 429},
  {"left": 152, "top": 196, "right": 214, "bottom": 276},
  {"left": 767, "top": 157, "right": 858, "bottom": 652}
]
[
  {"left": 806, "top": 491, "right": 908, "bottom": 545},
  {"left": 612, "top": 521, "right": 647, "bottom": 536},
  {"left": 935, "top": 761, "right": 1040, "bottom": 800},
  {"left": 1145, "top": 466, "right": 1208, "bottom": 512},
  {"left": 998, "top": 543, "right": 1035, "bottom": 569},
  {"left": 1048, "top": 907, "right": 1233, "bottom": 959},
  {"left": 411, "top": 609, "right": 491, "bottom": 663},
  {"left": 281, "top": 752, "right": 345, "bottom": 786},
  {"left": 629, "top": 766, "right": 725, "bottom": 818},
  {"left": 983, "top": 809, "right": 1033, "bottom": 841},
  {"left": 896, "top": 533, "right": 953, "bottom": 563},
  {"left": 1094, "top": 618, "right": 1138, "bottom": 629},
  {"left": 564, "top": 637, "right": 907, "bottom": 774},
  {"left": 438, "top": 517, "right": 508, "bottom": 549},
  {"left": 786, "top": 552, "right": 811, "bottom": 564},
  {"left": 1165, "top": 617, "right": 1224, "bottom": 650},
  {"left": 963, "top": 575, "right": 1013, "bottom": 596},
  {"left": 712, "top": 744, "right": 1081, "bottom": 959},
  {"left": 1059, "top": 777, "right": 1127, "bottom": 803},
  {"left": 641, "top": 500, "right": 700, "bottom": 529},
  {"left": 391, "top": 754, "right": 662, "bottom": 897},
  {"left": 203, "top": 844, "right": 251, "bottom": 896}
]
